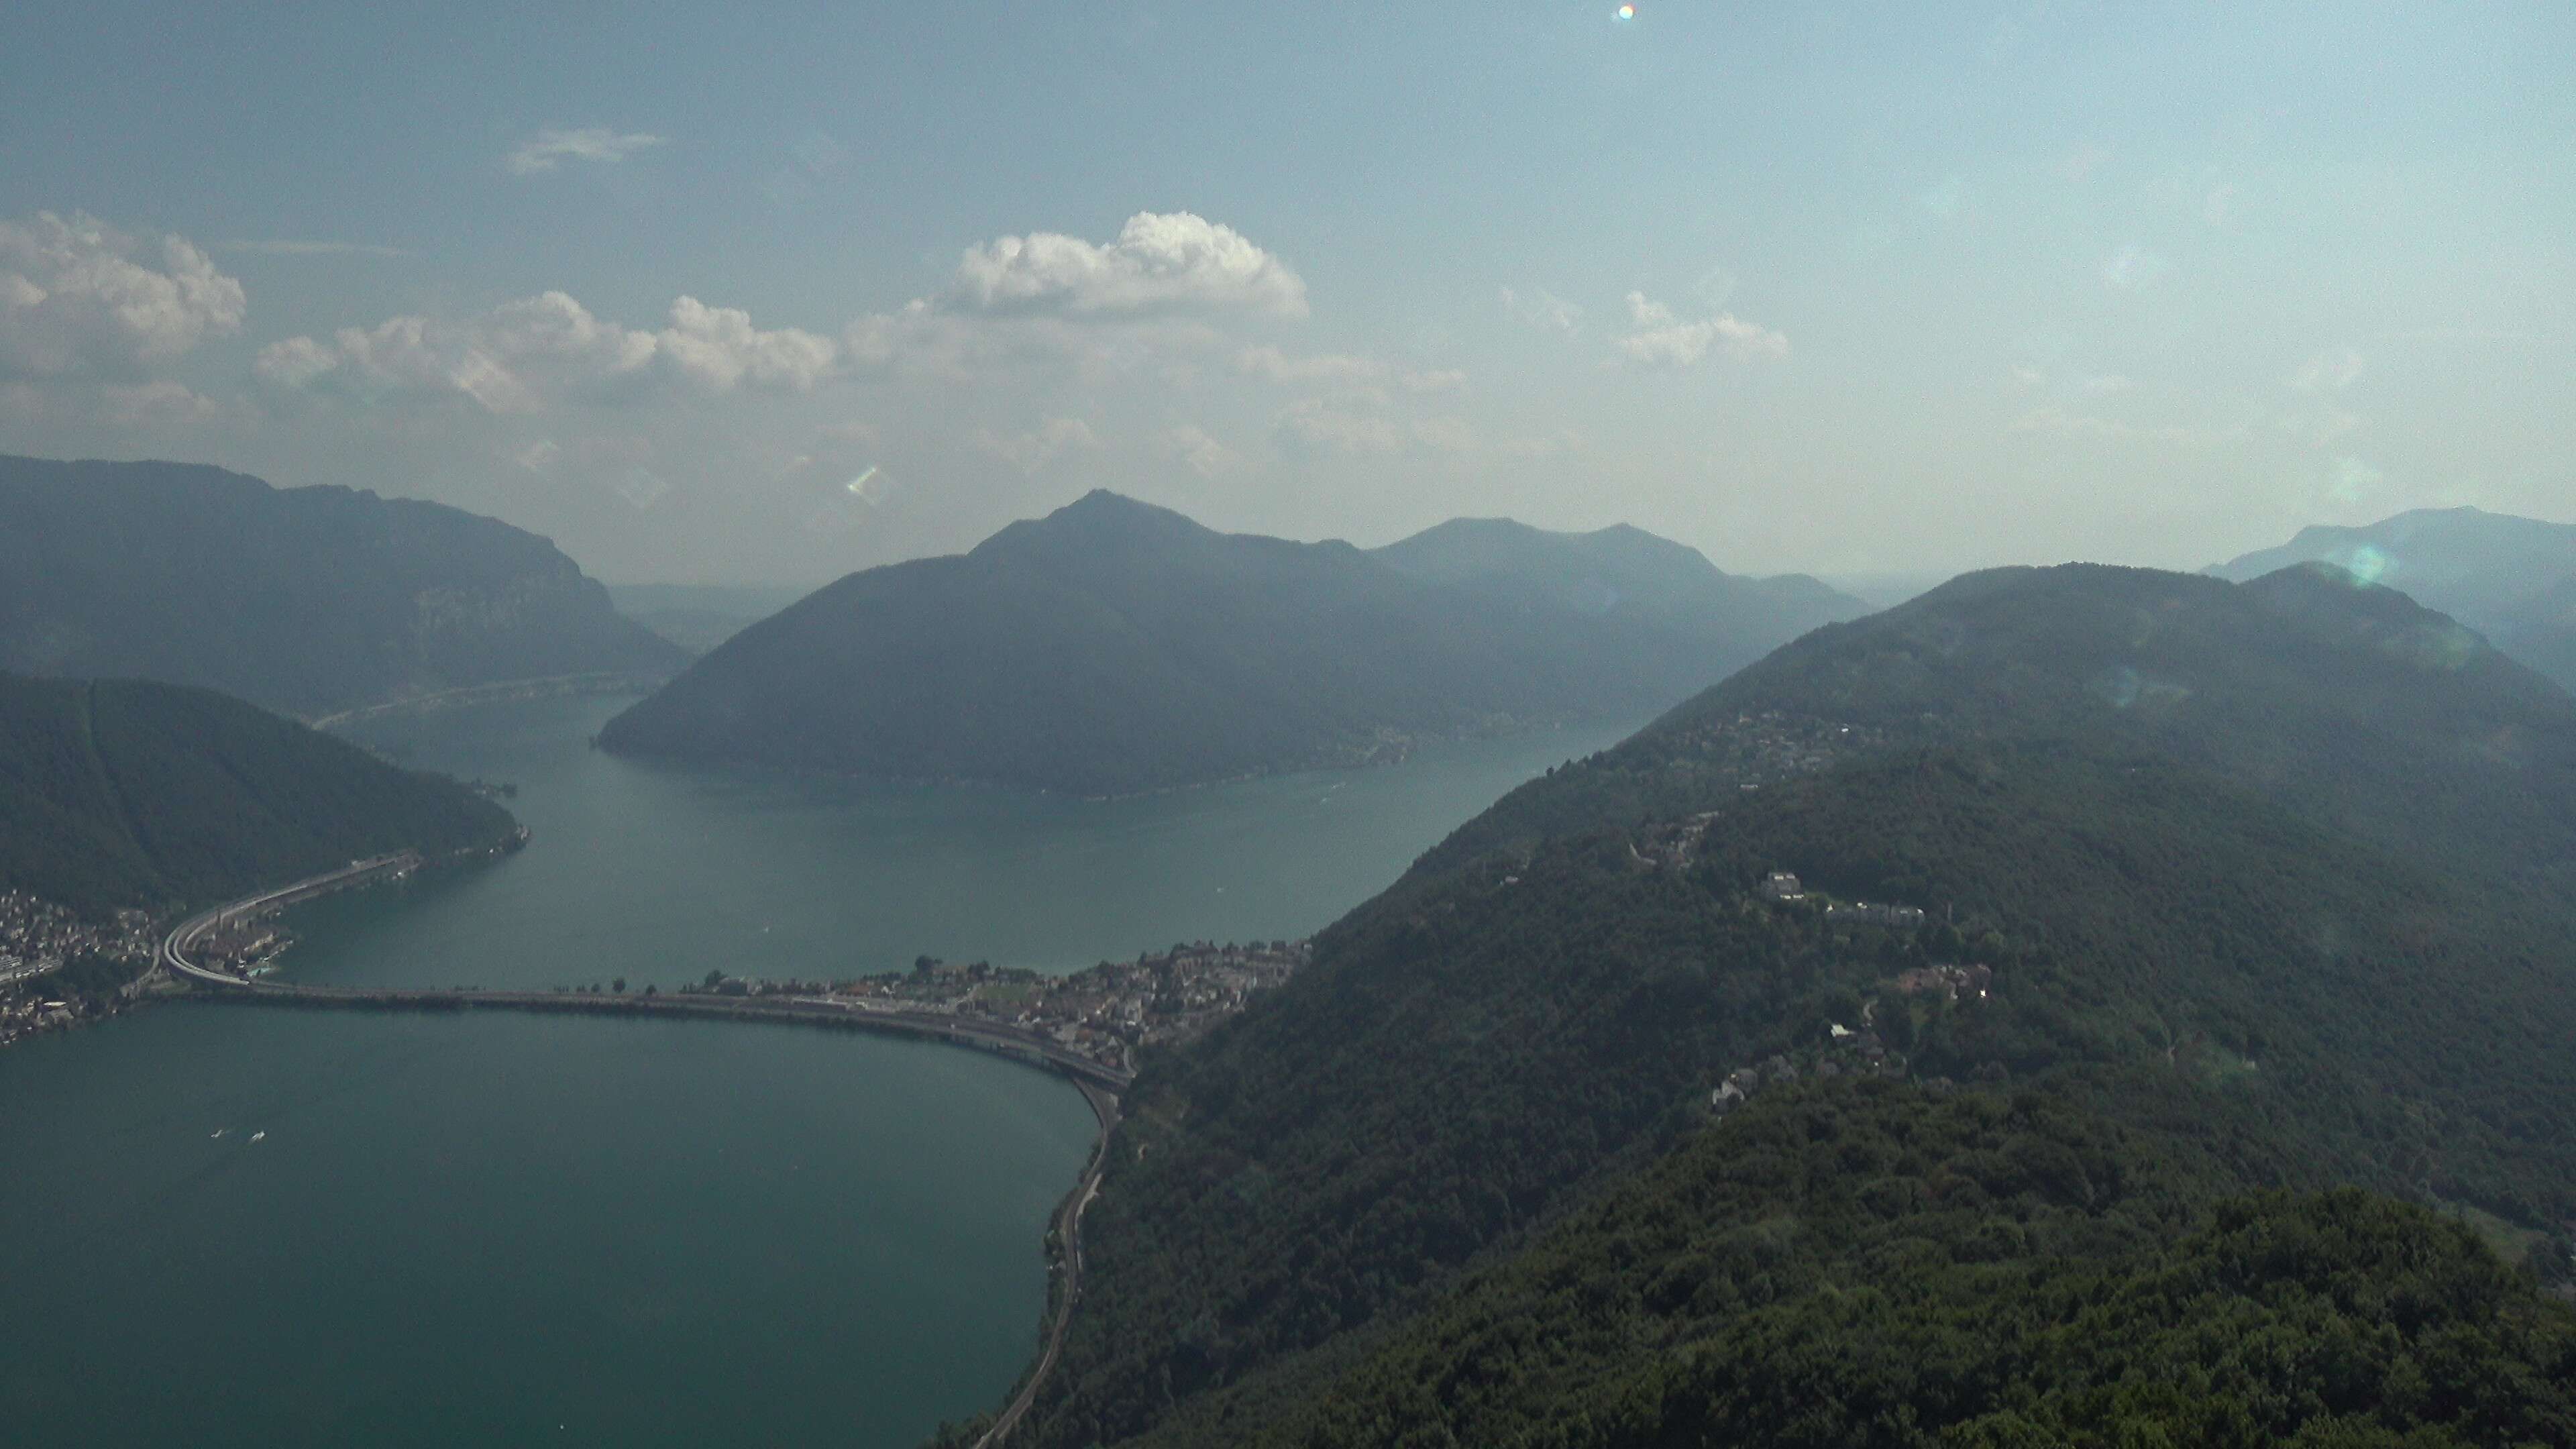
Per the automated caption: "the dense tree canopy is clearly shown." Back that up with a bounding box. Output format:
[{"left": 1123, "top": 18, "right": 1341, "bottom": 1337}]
[
  {"left": 0, "top": 672, "right": 516, "bottom": 915},
  {"left": 1000, "top": 563, "right": 2576, "bottom": 1448},
  {"left": 600, "top": 491, "right": 1865, "bottom": 796}
]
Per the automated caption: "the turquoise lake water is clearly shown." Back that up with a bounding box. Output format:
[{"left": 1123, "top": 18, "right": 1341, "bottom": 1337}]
[{"left": 0, "top": 695, "right": 1640, "bottom": 1446}]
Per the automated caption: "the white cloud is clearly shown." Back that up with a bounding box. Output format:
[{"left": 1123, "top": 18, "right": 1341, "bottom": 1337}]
[
  {"left": 2009, "top": 407, "right": 2245, "bottom": 446},
  {"left": 1158, "top": 423, "right": 1245, "bottom": 478},
  {"left": 1610, "top": 291, "right": 1788, "bottom": 369},
  {"left": 1271, "top": 397, "right": 1523, "bottom": 460},
  {"left": 507, "top": 127, "right": 668, "bottom": 176},
  {"left": 219, "top": 239, "right": 413, "bottom": 258},
  {"left": 658, "top": 297, "right": 839, "bottom": 391},
  {"left": 949, "top": 211, "right": 1306, "bottom": 318},
  {"left": 0, "top": 211, "right": 246, "bottom": 378},
  {"left": 2328, "top": 455, "right": 2384, "bottom": 504},
  {"left": 1232, "top": 345, "right": 1465, "bottom": 394},
  {"left": 974, "top": 417, "right": 1099, "bottom": 474},
  {"left": 1234, "top": 345, "right": 1381, "bottom": 386},
  {"left": 99, "top": 380, "right": 221, "bottom": 427},
  {"left": 2102, "top": 244, "right": 2173, "bottom": 290},
  {"left": 1499, "top": 285, "right": 1582, "bottom": 333},
  {"left": 2289, "top": 348, "right": 2365, "bottom": 393},
  {"left": 257, "top": 291, "right": 837, "bottom": 411}
]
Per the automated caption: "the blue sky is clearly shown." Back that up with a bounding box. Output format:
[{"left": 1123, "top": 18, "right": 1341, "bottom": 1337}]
[{"left": 2, "top": 1, "right": 2569, "bottom": 584}]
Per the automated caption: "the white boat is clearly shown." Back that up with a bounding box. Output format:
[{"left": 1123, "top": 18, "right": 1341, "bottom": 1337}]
[{"left": 248, "top": 1130, "right": 266, "bottom": 1143}]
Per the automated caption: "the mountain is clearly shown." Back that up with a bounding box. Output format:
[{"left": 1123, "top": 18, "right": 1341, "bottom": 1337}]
[
  {"left": 606, "top": 584, "right": 812, "bottom": 657},
  {"left": 0, "top": 455, "right": 687, "bottom": 718},
  {"left": 0, "top": 672, "right": 517, "bottom": 917},
  {"left": 2211, "top": 506, "right": 2576, "bottom": 690},
  {"left": 598, "top": 492, "right": 1869, "bottom": 795},
  {"left": 988, "top": 562, "right": 2576, "bottom": 1448}
]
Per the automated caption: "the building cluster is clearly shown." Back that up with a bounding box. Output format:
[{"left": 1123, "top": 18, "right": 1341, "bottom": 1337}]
[
  {"left": 1825, "top": 900, "right": 1927, "bottom": 928},
  {"left": 1656, "top": 711, "right": 1888, "bottom": 792},
  {"left": 1754, "top": 871, "right": 1929, "bottom": 928},
  {"left": 1890, "top": 963, "right": 1994, "bottom": 1002},
  {"left": 1633, "top": 812, "right": 1724, "bottom": 871},
  {"left": 1710, "top": 1023, "right": 1903, "bottom": 1115},
  {"left": 686, "top": 938, "right": 1311, "bottom": 1075},
  {"left": 0, "top": 890, "right": 160, "bottom": 1047}
]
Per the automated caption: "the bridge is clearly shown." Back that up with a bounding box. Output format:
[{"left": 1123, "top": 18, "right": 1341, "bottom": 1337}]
[
  {"left": 160, "top": 861, "right": 1134, "bottom": 1442},
  {"left": 159, "top": 863, "right": 1135, "bottom": 1092}
]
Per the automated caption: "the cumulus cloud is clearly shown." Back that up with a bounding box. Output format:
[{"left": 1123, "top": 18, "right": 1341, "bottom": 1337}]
[
  {"left": 2289, "top": 348, "right": 2365, "bottom": 393},
  {"left": 1499, "top": 286, "right": 1582, "bottom": 333},
  {"left": 2102, "top": 244, "right": 2173, "bottom": 290},
  {"left": 949, "top": 211, "right": 1306, "bottom": 318},
  {"left": 257, "top": 291, "right": 837, "bottom": 411},
  {"left": 1610, "top": 290, "right": 1788, "bottom": 369},
  {"left": 1233, "top": 345, "right": 1465, "bottom": 394},
  {"left": 506, "top": 127, "right": 668, "bottom": 176},
  {"left": 99, "top": 380, "right": 222, "bottom": 428},
  {"left": 974, "top": 417, "right": 1099, "bottom": 474},
  {"left": 1158, "top": 423, "right": 1245, "bottom": 478},
  {"left": 220, "top": 239, "right": 413, "bottom": 258},
  {"left": 2009, "top": 407, "right": 2246, "bottom": 447},
  {"left": 1234, "top": 345, "right": 1381, "bottom": 386},
  {"left": 0, "top": 211, "right": 246, "bottom": 378}
]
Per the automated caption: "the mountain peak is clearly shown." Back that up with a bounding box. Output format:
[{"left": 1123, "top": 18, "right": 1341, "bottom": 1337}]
[{"left": 972, "top": 489, "right": 1221, "bottom": 561}]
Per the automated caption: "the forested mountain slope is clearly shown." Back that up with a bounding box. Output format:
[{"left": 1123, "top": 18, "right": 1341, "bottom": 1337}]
[
  {"left": 1001, "top": 562, "right": 2576, "bottom": 1449},
  {"left": 2212, "top": 505, "right": 2576, "bottom": 690},
  {"left": 598, "top": 492, "right": 1866, "bottom": 796},
  {"left": 0, "top": 672, "right": 516, "bottom": 916},
  {"left": 0, "top": 455, "right": 684, "bottom": 718},
  {"left": 1163, "top": 1085, "right": 2576, "bottom": 1449}
]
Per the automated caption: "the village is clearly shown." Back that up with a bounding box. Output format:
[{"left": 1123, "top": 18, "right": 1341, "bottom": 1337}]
[
  {"left": 678, "top": 937, "right": 1312, "bottom": 1075},
  {"left": 1708, "top": 871, "right": 1995, "bottom": 1118},
  {"left": 0, "top": 890, "right": 161, "bottom": 1047}
]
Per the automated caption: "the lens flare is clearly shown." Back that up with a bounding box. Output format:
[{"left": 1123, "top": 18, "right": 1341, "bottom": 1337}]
[{"left": 1615, "top": 4, "right": 1635, "bottom": 19}]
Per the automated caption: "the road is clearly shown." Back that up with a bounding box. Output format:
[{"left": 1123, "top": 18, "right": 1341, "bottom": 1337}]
[
  {"left": 303, "top": 670, "right": 673, "bottom": 730},
  {"left": 162, "top": 864, "right": 1136, "bottom": 1434},
  {"left": 159, "top": 855, "right": 423, "bottom": 987},
  {"left": 976, "top": 1079, "right": 1120, "bottom": 1449}
]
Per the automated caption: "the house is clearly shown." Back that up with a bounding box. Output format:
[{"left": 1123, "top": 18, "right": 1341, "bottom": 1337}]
[{"left": 1760, "top": 871, "right": 1805, "bottom": 902}]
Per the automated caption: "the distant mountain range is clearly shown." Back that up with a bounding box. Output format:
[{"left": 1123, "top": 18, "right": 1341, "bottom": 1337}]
[
  {"left": 598, "top": 491, "right": 1871, "bottom": 795},
  {"left": 606, "top": 583, "right": 814, "bottom": 657},
  {"left": 2210, "top": 506, "right": 2576, "bottom": 688},
  {"left": 1002, "top": 560, "right": 2576, "bottom": 1448},
  {"left": 0, "top": 671, "right": 516, "bottom": 917},
  {"left": 0, "top": 455, "right": 686, "bottom": 719}
]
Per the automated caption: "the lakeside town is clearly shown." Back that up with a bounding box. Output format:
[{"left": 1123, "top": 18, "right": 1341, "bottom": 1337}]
[
  {"left": 0, "top": 890, "right": 161, "bottom": 1046},
  {"left": 678, "top": 938, "right": 1311, "bottom": 1075}
]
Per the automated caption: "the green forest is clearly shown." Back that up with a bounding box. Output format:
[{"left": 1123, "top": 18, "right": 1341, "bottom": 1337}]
[
  {"left": 0, "top": 454, "right": 682, "bottom": 718},
  {"left": 0, "top": 672, "right": 517, "bottom": 916},
  {"left": 599, "top": 490, "right": 1864, "bottom": 796},
  {"left": 996, "top": 564, "right": 2576, "bottom": 1448}
]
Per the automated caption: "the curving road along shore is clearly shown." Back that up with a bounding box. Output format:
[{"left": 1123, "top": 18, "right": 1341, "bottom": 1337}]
[
  {"left": 161, "top": 856, "right": 1128, "bottom": 1433},
  {"left": 161, "top": 862, "right": 1132, "bottom": 1443},
  {"left": 977, "top": 1077, "right": 1119, "bottom": 1449}
]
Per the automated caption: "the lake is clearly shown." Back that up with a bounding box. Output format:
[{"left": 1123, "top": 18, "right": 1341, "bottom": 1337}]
[{"left": 0, "top": 695, "right": 1641, "bottom": 1447}]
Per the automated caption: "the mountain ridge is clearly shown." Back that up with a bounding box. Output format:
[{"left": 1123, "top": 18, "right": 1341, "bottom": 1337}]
[
  {"left": 996, "top": 559, "right": 2576, "bottom": 1448},
  {"left": 2210, "top": 505, "right": 2576, "bottom": 690},
  {"left": 0, "top": 455, "right": 686, "bottom": 718},
  {"left": 599, "top": 491, "right": 1871, "bottom": 796}
]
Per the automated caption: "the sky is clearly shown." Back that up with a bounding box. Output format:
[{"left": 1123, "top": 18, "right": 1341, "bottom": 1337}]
[{"left": 1, "top": 1, "right": 2569, "bottom": 586}]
